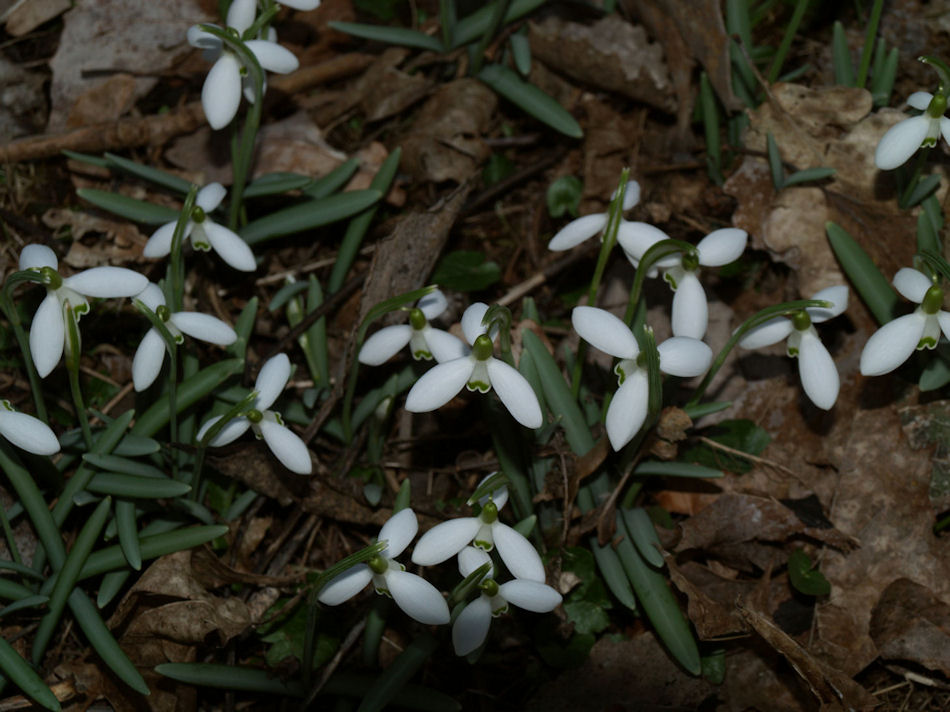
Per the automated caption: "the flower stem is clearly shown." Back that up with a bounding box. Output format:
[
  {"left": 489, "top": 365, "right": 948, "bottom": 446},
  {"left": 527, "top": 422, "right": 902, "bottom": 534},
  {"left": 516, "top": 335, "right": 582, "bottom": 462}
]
[
  {"left": 898, "top": 145, "right": 932, "bottom": 209},
  {"left": 0, "top": 283, "right": 47, "bottom": 422},
  {"left": 64, "top": 303, "right": 92, "bottom": 449}
]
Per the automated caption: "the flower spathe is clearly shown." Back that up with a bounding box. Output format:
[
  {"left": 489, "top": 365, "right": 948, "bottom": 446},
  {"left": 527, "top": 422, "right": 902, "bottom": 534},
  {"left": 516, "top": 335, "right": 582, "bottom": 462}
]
[
  {"left": 404, "top": 303, "right": 543, "bottom": 429},
  {"left": 318, "top": 509, "right": 450, "bottom": 626},
  {"left": 132, "top": 284, "right": 237, "bottom": 391},
  {"left": 572, "top": 306, "right": 712, "bottom": 450},
  {"left": 0, "top": 400, "right": 59, "bottom": 456},
  {"left": 860, "top": 268, "right": 950, "bottom": 376},
  {"left": 18, "top": 244, "right": 148, "bottom": 378},
  {"left": 359, "top": 289, "right": 467, "bottom": 365},
  {"left": 875, "top": 92, "right": 950, "bottom": 170},
  {"left": 144, "top": 183, "right": 256, "bottom": 271},
  {"left": 187, "top": 0, "right": 300, "bottom": 130},
  {"left": 739, "top": 286, "right": 849, "bottom": 410},
  {"left": 547, "top": 180, "right": 640, "bottom": 251},
  {"left": 197, "top": 353, "right": 312, "bottom": 474},
  {"left": 411, "top": 476, "right": 545, "bottom": 582},
  {"left": 452, "top": 547, "right": 561, "bottom": 656}
]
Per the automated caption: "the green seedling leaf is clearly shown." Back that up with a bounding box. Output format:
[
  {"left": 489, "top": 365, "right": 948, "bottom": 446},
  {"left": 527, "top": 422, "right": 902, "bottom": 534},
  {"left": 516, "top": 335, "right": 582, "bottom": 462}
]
[
  {"left": 621, "top": 507, "right": 664, "bottom": 567},
  {"left": 244, "top": 172, "right": 312, "bottom": 198},
  {"left": 156, "top": 662, "right": 304, "bottom": 696},
  {"left": 826, "top": 221, "right": 897, "bottom": 325},
  {"left": 482, "top": 152, "right": 514, "bottom": 186},
  {"left": 76, "top": 189, "right": 178, "bottom": 224},
  {"left": 917, "top": 194, "right": 943, "bottom": 255},
  {"left": 681, "top": 400, "right": 732, "bottom": 419},
  {"left": 510, "top": 31, "right": 531, "bottom": 76},
  {"left": 431, "top": 250, "right": 501, "bottom": 291},
  {"left": 699, "top": 72, "right": 723, "bottom": 184},
  {"left": 357, "top": 634, "right": 437, "bottom": 712},
  {"left": 62, "top": 149, "right": 109, "bottom": 167},
  {"left": 682, "top": 418, "right": 770, "bottom": 474},
  {"left": 546, "top": 175, "right": 583, "bottom": 218},
  {"left": 327, "top": 21, "right": 444, "bottom": 52},
  {"left": 452, "top": 0, "right": 546, "bottom": 47},
  {"left": 0, "top": 637, "right": 61, "bottom": 711},
  {"left": 79, "top": 525, "right": 230, "bottom": 579},
  {"left": 240, "top": 190, "right": 381, "bottom": 245},
  {"left": 268, "top": 280, "right": 310, "bottom": 312},
  {"left": 477, "top": 64, "right": 583, "bottom": 139},
  {"left": 228, "top": 296, "right": 258, "bottom": 359},
  {"left": 766, "top": 132, "right": 785, "bottom": 190},
  {"left": 784, "top": 167, "right": 836, "bottom": 187},
  {"left": 906, "top": 174, "right": 941, "bottom": 208},
  {"left": 86, "top": 473, "right": 191, "bottom": 499},
  {"left": 302, "top": 158, "right": 360, "bottom": 199},
  {"left": 0, "top": 594, "right": 49, "bottom": 618},
  {"left": 832, "top": 21, "right": 855, "bottom": 86},
  {"left": 871, "top": 47, "right": 898, "bottom": 107},
  {"left": 97, "top": 571, "right": 129, "bottom": 608},
  {"left": 82, "top": 453, "right": 165, "bottom": 478},
  {"left": 115, "top": 499, "right": 141, "bottom": 570},
  {"left": 788, "top": 549, "right": 831, "bottom": 595},
  {"left": 113, "top": 434, "right": 160, "bottom": 456},
  {"left": 104, "top": 153, "right": 193, "bottom": 194}
]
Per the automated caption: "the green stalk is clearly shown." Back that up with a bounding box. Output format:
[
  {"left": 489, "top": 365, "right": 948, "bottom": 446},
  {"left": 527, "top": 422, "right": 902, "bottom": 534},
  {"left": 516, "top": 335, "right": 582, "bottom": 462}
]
[
  {"left": 767, "top": 0, "right": 809, "bottom": 84},
  {"left": 64, "top": 303, "right": 92, "bottom": 449},
  {"left": 623, "top": 239, "right": 697, "bottom": 325},
  {"left": 855, "top": 0, "right": 884, "bottom": 88},
  {"left": 1, "top": 272, "right": 50, "bottom": 421},
  {"left": 470, "top": 0, "right": 512, "bottom": 75},
  {"left": 898, "top": 146, "right": 932, "bottom": 210},
  {"left": 0, "top": 505, "right": 21, "bottom": 568}
]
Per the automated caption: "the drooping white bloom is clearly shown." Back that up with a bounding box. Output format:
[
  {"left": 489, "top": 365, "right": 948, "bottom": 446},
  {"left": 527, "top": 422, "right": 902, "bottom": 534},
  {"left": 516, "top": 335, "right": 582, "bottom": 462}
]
[
  {"left": 875, "top": 92, "right": 950, "bottom": 170},
  {"left": 452, "top": 547, "right": 561, "bottom": 656},
  {"left": 861, "top": 268, "right": 950, "bottom": 376},
  {"left": 739, "top": 286, "right": 849, "bottom": 409},
  {"left": 404, "top": 303, "right": 543, "bottom": 428},
  {"left": 359, "top": 290, "right": 467, "bottom": 365},
  {"left": 18, "top": 244, "right": 148, "bottom": 378},
  {"left": 572, "top": 306, "right": 712, "bottom": 450},
  {"left": 0, "top": 400, "right": 59, "bottom": 456},
  {"left": 411, "top": 475, "right": 545, "bottom": 581},
  {"left": 187, "top": 0, "right": 300, "bottom": 130},
  {"left": 318, "top": 509, "right": 450, "bottom": 625},
  {"left": 618, "top": 227, "right": 748, "bottom": 339},
  {"left": 278, "top": 0, "right": 320, "bottom": 9},
  {"left": 197, "top": 353, "right": 311, "bottom": 474},
  {"left": 132, "top": 284, "right": 237, "bottom": 391},
  {"left": 144, "top": 183, "right": 256, "bottom": 271},
  {"left": 547, "top": 180, "right": 640, "bottom": 251}
]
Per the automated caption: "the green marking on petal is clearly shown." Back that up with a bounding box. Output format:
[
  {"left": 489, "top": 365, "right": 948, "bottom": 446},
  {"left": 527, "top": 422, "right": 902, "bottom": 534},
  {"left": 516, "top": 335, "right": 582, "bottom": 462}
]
[
  {"left": 467, "top": 380, "right": 491, "bottom": 393},
  {"left": 474, "top": 539, "right": 493, "bottom": 551},
  {"left": 918, "top": 336, "right": 938, "bottom": 350},
  {"left": 412, "top": 349, "right": 433, "bottom": 361}
]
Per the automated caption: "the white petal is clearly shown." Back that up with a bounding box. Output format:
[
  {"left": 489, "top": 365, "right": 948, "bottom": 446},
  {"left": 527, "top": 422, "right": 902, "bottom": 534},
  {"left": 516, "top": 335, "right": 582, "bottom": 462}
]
[
  {"left": 461, "top": 303, "right": 490, "bottom": 345},
  {"left": 196, "top": 183, "right": 227, "bottom": 213},
  {"left": 907, "top": 92, "right": 933, "bottom": 111},
  {"left": 226, "top": 0, "right": 257, "bottom": 32},
  {"left": 64, "top": 267, "right": 147, "bottom": 298},
  {"left": 385, "top": 569, "right": 450, "bottom": 625},
  {"left": 259, "top": 419, "right": 312, "bottom": 474},
  {"left": 187, "top": 25, "right": 220, "bottom": 52},
  {"left": 498, "top": 579, "right": 562, "bottom": 613},
  {"left": 457, "top": 546, "right": 493, "bottom": 578},
  {"left": 892, "top": 267, "right": 931, "bottom": 304},
  {"left": 0, "top": 411, "right": 59, "bottom": 455},
  {"left": 938, "top": 311, "right": 950, "bottom": 342},
  {"left": 547, "top": 213, "right": 607, "bottom": 251},
  {"left": 605, "top": 369, "right": 649, "bottom": 450},
  {"left": 492, "top": 523, "right": 545, "bottom": 582},
  {"left": 278, "top": 0, "right": 320, "bottom": 8},
  {"left": 738, "top": 317, "right": 794, "bottom": 349},
  {"left": 807, "top": 285, "right": 849, "bottom": 323},
  {"left": 418, "top": 289, "right": 448, "bottom": 320},
  {"left": 412, "top": 518, "right": 480, "bottom": 566},
  {"left": 203, "top": 221, "right": 256, "bottom": 271},
  {"left": 696, "top": 228, "right": 747, "bottom": 266},
  {"left": 30, "top": 293, "right": 65, "bottom": 378},
  {"left": 378, "top": 508, "right": 418, "bottom": 559},
  {"left": 486, "top": 359, "right": 543, "bottom": 428},
  {"left": 797, "top": 330, "right": 838, "bottom": 410},
  {"left": 453, "top": 596, "right": 492, "bottom": 655},
  {"left": 405, "top": 358, "right": 474, "bottom": 412},
  {"left": 19, "top": 244, "right": 57, "bottom": 271},
  {"left": 424, "top": 328, "right": 469, "bottom": 363},
  {"left": 658, "top": 336, "right": 712, "bottom": 377},
  {"left": 474, "top": 473, "right": 508, "bottom": 510},
  {"left": 860, "top": 312, "right": 926, "bottom": 376},
  {"left": 245, "top": 40, "right": 299, "bottom": 74},
  {"left": 254, "top": 353, "right": 291, "bottom": 410},
  {"left": 875, "top": 115, "right": 931, "bottom": 170},
  {"left": 202, "top": 53, "right": 243, "bottom": 130},
  {"left": 317, "top": 564, "right": 372, "bottom": 605},
  {"left": 359, "top": 325, "right": 413, "bottom": 366},
  {"left": 136, "top": 283, "right": 165, "bottom": 312},
  {"left": 200, "top": 415, "right": 252, "bottom": 446},
  {"left": 132, "top": 328, "right": 167, "bottom": 392},
  {"left": 143, "top": 221, "right": 178, "bottom": 258},
  {"left": 616, "top": 221, "right": 670, "bottom": 261},
  {"left": 670, "top": 272, "right": 708, "bottom": 339},
  {"left": 620, "top": 180, "right": 641, "bottom": 211},
  {"left": 571, "top": 306, "right": 638, "bottom": 359},
  {"left": 171, "top": 312, "right": 237, "bottom": 345},
  {"left": 941, "top": 117, "right": 950, "bottom": 147}
]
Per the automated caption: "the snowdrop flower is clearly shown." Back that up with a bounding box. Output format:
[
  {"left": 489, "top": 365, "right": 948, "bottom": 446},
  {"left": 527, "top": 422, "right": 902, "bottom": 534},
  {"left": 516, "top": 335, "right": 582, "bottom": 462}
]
[
  {"left": 0, "top": 401, "right": 59, "bottom": 456},
  {"left": 359, "top": 290, "right": 467, "bottom": 365},
  {"left": 197, "top": 353, "right": 311, "bottom": 474},
  {"left": 412, "top": 476, "right": 545, "bottom": 581},
  {"left": 739, "top": 286, "right": 848, "bottom": 409},
  {"left": 572, "top": 306, "right": 712, "bottom": 450},
  {"left": 132, "top": 284, "right": 237, "bottom": 391},
  {"left": 18, "top": 244, "right": 148, "bottom": 378},
  {"left": 318, "top": 509, "right": 450, "bottom": 625},
  {"left": 144, "top": 183, "right": 256, "bottom": 271},
  {"left": 452, "top": 547, "right": 561, "bottom": 656},
  {"left": 404, "top": 303, "right": 543, "bottom": 428},
  {"left": 619, "top": 227, "right": 748, "bottom": 339},
  {"left": 875, "top": 92, "right": 950, "bottom": 170},
  {"left": 861, "top": 268, "right": 950, "bottom": 376},
  {"left": 187, "top": 0, "right": 300, "bottom": 130},
  {"left": 547, "top": 180, "right": 640, "bottom": 250},
  {"left": 279, "top": 0, "right": 320, "bottom": 8}
]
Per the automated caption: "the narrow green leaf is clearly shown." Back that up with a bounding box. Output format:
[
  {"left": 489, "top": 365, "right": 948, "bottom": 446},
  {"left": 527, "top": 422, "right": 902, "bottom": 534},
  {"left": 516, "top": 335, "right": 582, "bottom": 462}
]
[
  {"left": 871, "top": 47, "right": 898, "bottom": 107},
  {"left": 788, "top": 549, "right": 831, "bottom": 595},
  {"left": 917, "top": 194, "right": 943, "bottom": 255},
  {"left": 0, "top": 594, "right": 49, "bottom": 618},
  {"left": 268, "top": 281, "right": 310, "bottom": 312},
  {"left": 509, "top": 32, "right": 531, "bottom": 76},
  {"left": 477, "top": 64, "right": 583, "bottom": 139},
  {"left": 766, "top": 132, "right": 785, "bottom": 190},
  {"left": 79, "top": 525, "right": 230, "bottom": 579},
  {"left": 302, "top": 158, "right": 360, "bottom": 199},
  {"left": 906, "top": 174, "right": 940, "bottom": 208},
  {"left": 699, "top": 72, "right": 723, "bottom": 185},
  {"left": 826, "top": 221, "right": 897, "bottom": 325},
  {"left": 82, "top": 454, "right": 165, "bottom": 479},
  {"left": 227, "top": 296, "right": 258, "bottom": 360},
  {"left": 104, "top": 153, "right": 193, "bottom": 194},
  {"left": 832, "top": 21, "right": 855, "bottom": 86},
  {"left": 681, "top": 401, "right": 731, "bottom": 419},
  {"left": 327, "top": 22, "right": 444, "bottom": 52},
  {"left": 240, "top": 190, "right": 382, "bottom": 245},
  {"left": 621, "top": 507, "right": 664, "bottom": 568},
  {"left": 589, "top": 538, "right": 638, "bottom": 610},
  {"left": 0, "top": 578, "right": 35, "bottom": 602},
  {"left": 358, "top": 634, "right": 437, "bottom": 712},
  {"left": 0, "top": 442, "right": 65, "bottom": 569},
  {"left": 783, "top": 166, "right": 836, "bottom": 187},
  {"left": 244, "top": 172, "right": 312, "bottom": 198},
  {"left": 452, "top": 0, "right": 546, "bottom": 48},
  {"left": 97, "top": 571, "right": 129, "bottom": 608},
  {"left": 919, "top": 349, "right": 950, "bottom": 391},
  {"left": 0, "top": 637, "right": 61, "bottom": 711},
  {"left": 633, "top": 461, "right": 723, "bottom": 479},
  {"left": 62, "top": 149, "right": 109, "bottom": 167},
  {"left": 113, "top": 434, "right": 159, "bottom": 457},
  {"left": 115, "top": 499, "right": 142, "bottom": 570},
  {"left": 76, "top": 189, "right": 178, "bottom": 224},
  {"left": 156, "top": 662, "right": 304, "bottom": 695}
]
